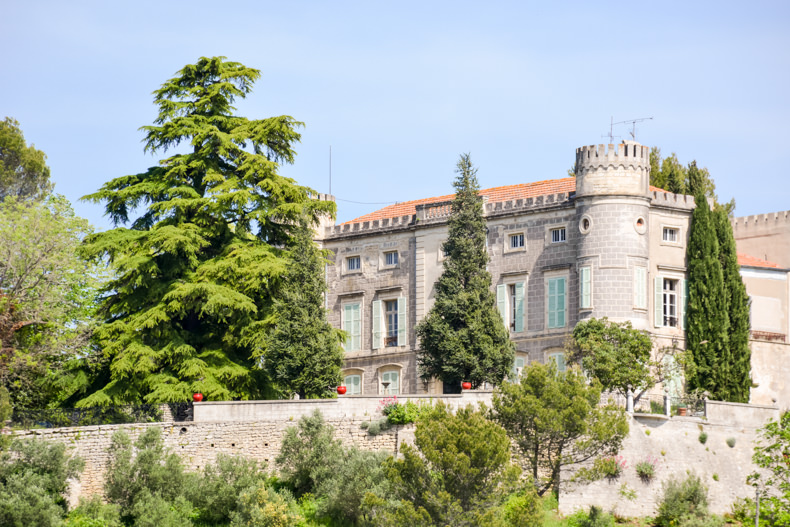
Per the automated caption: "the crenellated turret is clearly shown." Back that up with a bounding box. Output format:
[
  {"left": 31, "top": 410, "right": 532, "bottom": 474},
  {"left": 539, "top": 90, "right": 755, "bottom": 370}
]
[{"left": 575, "top": 141, "right": 650, "bottom": 198}]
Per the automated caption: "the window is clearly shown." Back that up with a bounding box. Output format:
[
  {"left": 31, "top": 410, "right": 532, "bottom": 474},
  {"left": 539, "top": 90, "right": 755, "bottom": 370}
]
[
  {"left": 384, "top": 251, "right": 398, "bottom": 266},
  {"left": 346, "top": 255, "right": 361, "bottom": 271},
  {"left": 342, "top": 303, "right": 361, "bottom": 351},
  {"left": 510, "top": 355, "right": 526, "bottom": 383},
  {"left": 551, "top": 227, "right": 566, "bottom": 243},
  {"left": 385, "top": 300, "right": 398, "bottom": 347},
  {"left": 372, "top": 297, "right": 406, "bottom": 349},
  {"left": 344, "top": 374, "right": 361, "bottom": 395},
  {"left": 654, "top": 276, "right": 686, "bottom": 329},
  {"left": 509, "top": 233, "right": 524, "bottom": 249},
  {"left": 380, "top": 370, "right": 399, "bottom": 395},
  {"left": 547, "top": 276, "right": 566, "bottom": 329},
  {"left": 634, "top": 267, "right": 647, "bottom": 309},
  {"left": 662, "top": 227, "right": 678, "bottom": 243},
  {"left": 549, "top": 352, "right": 566, "bottom": 372},
  {"left": 497, "top": 282, "right": 525, "bottom": 332},
  {"left": 579, "top": 266, "right": 592, "bottom": 309}
]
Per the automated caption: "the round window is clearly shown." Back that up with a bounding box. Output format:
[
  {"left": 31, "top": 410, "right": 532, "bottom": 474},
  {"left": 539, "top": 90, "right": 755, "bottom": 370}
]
[{"left": 579, "top": 215, "right": 592, "bottom": 235}]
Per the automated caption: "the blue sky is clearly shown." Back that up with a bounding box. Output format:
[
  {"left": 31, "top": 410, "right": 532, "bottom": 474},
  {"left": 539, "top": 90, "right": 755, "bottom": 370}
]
[{"left": 3, "top": 1, "right": 789, "bottom": 230}]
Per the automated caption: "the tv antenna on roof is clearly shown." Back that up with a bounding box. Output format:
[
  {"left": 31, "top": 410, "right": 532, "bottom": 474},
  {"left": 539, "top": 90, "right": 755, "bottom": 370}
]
[{"left": 604, "top": 116, "right": 654, "bottom": 143}]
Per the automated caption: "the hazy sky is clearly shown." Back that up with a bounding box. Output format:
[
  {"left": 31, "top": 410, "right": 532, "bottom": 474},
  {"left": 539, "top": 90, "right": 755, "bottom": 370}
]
[{"left": 3, "top": 1, "right": 789, "bottom": 230}]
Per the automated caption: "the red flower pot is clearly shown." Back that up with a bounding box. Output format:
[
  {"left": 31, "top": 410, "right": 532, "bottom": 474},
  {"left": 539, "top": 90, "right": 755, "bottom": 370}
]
[
  {"left": 337, "top": 386, "right": 347, "bottom": 395},
  {"left": 192, "top": 393, "right": 203, "bottom": 402},
  {"left": 462, "top": 381, "right": 472, "bottom": 390}
]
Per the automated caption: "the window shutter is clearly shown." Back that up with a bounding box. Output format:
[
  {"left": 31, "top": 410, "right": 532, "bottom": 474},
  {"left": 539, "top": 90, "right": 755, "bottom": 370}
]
[
  {"left": 557, "top": 277, "right": 566, "bottom": 328},
  {"left": 514, "top": 282, "right": 525, "bottom": 332},
  {"left": 397, "top": 297, "right": 406, "bottom": 346},
  {"left": 497, "top": 284, "right": 507, "bottom": 327},
  {"left": 372, "top": 300, "right": 382, "bottom": 349},
  {"left": 351, "top": 303, "right": 361, "bottom": 350},
  {"left": 548, "top": 278, "right": 557, "bottom": 328},
  {"left": 343, "top": 304, "right": 353, "bottom": 351},
  {"left": 680, "top": 279, "right": 687, "bottom": 330},
  {"left": 654, "top": 277, "right": 663, "bottom": 328},
  {"left": 580, "top": 267, "right": 591, "bottom": 309},
  {"left": 635, "top": 268, "right": 647, "bottom": 309}
]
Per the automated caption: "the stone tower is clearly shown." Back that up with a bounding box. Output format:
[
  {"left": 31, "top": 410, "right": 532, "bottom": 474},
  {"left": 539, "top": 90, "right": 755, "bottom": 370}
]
[{"left": 574, "top": 141, "right": 652, "bottom": 330}]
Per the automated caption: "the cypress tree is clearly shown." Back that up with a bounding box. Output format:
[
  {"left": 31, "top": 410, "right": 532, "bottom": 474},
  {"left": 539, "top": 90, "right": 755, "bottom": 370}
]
[
  {"left": 714, "top": 207, "right": 752, "bottom": 402},
  {"left": 416, "top": 154, "right": 514, "bottom": 391},
  {"left": 685, "top": 193, "right": 729, "bottom": 398},
  {"left": 265, "top": 221, "right": 344, "bottom": 399}
]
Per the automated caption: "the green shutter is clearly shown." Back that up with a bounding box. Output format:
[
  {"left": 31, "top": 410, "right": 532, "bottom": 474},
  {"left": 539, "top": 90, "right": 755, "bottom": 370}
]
[
  {"left": 680, "top": 279, "right": 687, "bottom": 331},
  {"left": 352, "top": 303, "right": 360, "bottom": 350},
  {"left": 343, "top": 304, "right": 353, "bottom": 351},
  {"left": 372, "top": 300, "right": 382, "bottom": 349},
  {"left": 548, "top": 278, "right": 557, "bottom": 328},
  {"left": 654, "top": 277, "right": 663, "bottom": 328},
  {"left": 497, "top": 284, "right": 507, "bottom": 327},
  {"left": 514, "top": 282, "right": 525, "bottom": 332},
  {"left": 557, "top": 277, "right": 566, "bottom": 327},
  {"left": 397, "top": 296, "right": 406, "bottom": 346},
  {"left": 580, "top": 267, "right": 591, "bottom": 309}
]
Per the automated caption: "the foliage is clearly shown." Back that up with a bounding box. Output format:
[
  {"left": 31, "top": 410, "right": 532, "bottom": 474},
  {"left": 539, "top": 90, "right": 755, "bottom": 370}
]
[
  {"left": 383, "top": 402, "right": 518, "bottom": 524},
  {"left": 0, "top": 116, "right": 53, "bottom": 201},
  {"left": 416, "top": 154, "right": 514, "bottom": 391},
  {"left": 103, "top": 428, "right": 193, "bottom": 523},
  {"left": 568, "top": 317, "right": 653, "bottom": 398},
  {"left": 699, "top": 431, "right": 708, "bottom": 444},
  {"left": 501, "top": 488, "right": 543, "bottom": 527},
  {"left": 655, "top": 473, "right": 710, "bottom": 527},
  {"left": 0, "top": 437, "right": 84, "bottom": 527},
  {"left": 230, "top": 483, "right": 304, "bottom": 527},
  {"left": 685, "top": 191, "right": 730, "bottom": 399},
  {"left": 265, "top": 221, "right": 343, "bottom": 399},
  {"left": 648, "top": 148, "right": 734, "bottom": 213},
  {"left": 65, "top": 495, "right": 122, "bottom": 527},
  {"left": 382, "top": 398, "right": 433, "bottom": 425},
  {"left": 188, "top": 453, "right": 268, "bottom": 525},
  {"left": 276, "top": 410, "right": 344, "bottom": 497},
  {"left": 726, "top": 436, "right": 736, "bottom": 448},
  {"left": 128, "top": 491, "right": 195, "bottom": 527},
  {"left": 0, "top": 195, "right": 99, "bottom": 408},
  {"left": 567, "top": 506, "right": 615, "bottom": 527},
  {"left": 748, "top": 411, "right": 790, "bottom": 525},
  {"left": 595, "top": 456, "right": 627, "bottom": 479},
  {"left": 316, "top": 448, "right": 390, "bottom": 526},
  {"left": 635, "top": 457, "right": 658, "bottom": 482},
  {"left": 79, "top": 56, "right": 335, "bottom": 404},
  {"left": 713, "top": 206, "right": 751, "bottom": 403},
  {"left": 491, "top": 361, "right": 629, "bottom": 496}
]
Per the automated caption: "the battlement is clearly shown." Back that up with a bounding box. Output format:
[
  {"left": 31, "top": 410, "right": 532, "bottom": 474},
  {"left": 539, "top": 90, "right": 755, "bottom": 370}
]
[
  {"left": 650, "top": 189, "right": 696, "bottom": 210},
  {"left": 575, "top": 141, "right": 650, "bottom": 175},
  {"left": 731, "top": 210, "right": 790, "bottom": 229}
]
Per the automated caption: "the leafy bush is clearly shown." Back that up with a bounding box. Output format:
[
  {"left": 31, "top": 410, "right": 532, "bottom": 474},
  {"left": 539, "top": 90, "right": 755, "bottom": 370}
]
[
  {"left": 366, "top": 417, "right": 391, "bottom": 436},
  {"left": 635, "top": 457, "right": 658, "bottom": 482},
  {"left": 655, "top": 472, "right": 710, "bottom": 527},
  {"left": 594, "top": 456, "right": 626, "bottom": 479},
  {"left": 276, "top": 410, "right": 344, "bottom": 496},
  {"left": 129, "top": 491, "right": 195, "bottom": 527},
  {"left": 230, "top": 483, "right": 303, "bottom": 527},
  {"left": 188, "top": 453, "right": 268, "bottom": 525},
  {"left": 0, "top": 437, "right": 84, "bottom": 526},
  {"left": 569, "top": 505, "right": 615, "bottom": 527},
  {"left": 698, "top": 431, "right": 708, "bottom": 444},
  {"left": 65, "top": 495, "right": 121, "bottom": 526},
  {"left": 501, "top": 488, "right": 543, "bottom": 527},
  {"left": 383, "top": 399, "right": 433, "bottom": 425}
]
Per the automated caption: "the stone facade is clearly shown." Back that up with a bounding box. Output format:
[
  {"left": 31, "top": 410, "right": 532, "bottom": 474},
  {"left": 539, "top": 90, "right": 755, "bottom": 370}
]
[{"left": 319, "top": 141, "right": 696, "bottom": 395}]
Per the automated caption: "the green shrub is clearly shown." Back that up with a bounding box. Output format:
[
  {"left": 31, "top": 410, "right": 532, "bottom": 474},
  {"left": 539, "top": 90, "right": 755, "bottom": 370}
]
[
  {"left": 65, "top": 495, "right": 122, "bottom": 526},
  {"left": 655, "top": 473, "right": 710, "bottom": 527},
  {"left": 367, "top": 420, "right": 381, "bottom": 435},
  {"left": 129, "top": 491, "right": 195, "bottom": 527},
  {"left": 502, "top": 488, "right": 543, "bottom": 527},
  {"left": 316, "top": 448, "right": 390, "bottom": 525},
  {"left": 189, "top": 453, "right": 268, "bottom": 525},
  {"left": 635, "top": 457, "right": 658, "bottom": 482},
  {"left": 0, "top": 471, "right": 66, "bottom": 527},
  {"left": 593, "top": 456, "right": 626, "bottom": 479},
  {"left": 383, "top": 400, "right": 433, "bottom": 425},
  {"left": 699, "top": 431, "right": 708, "bottom": 444},
  {"left": 276, "top": 410, "right": 344, "bottom": 496},
  {"left": 726, "top": 437, "right": 736, "bottom": 448},
  {"left": 230, "top": 483, "right": 303, "bottom": 527}
]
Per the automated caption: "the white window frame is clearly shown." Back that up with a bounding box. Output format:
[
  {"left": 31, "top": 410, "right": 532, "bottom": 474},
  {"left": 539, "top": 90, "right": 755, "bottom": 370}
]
[
  {"left": 342, "top": 302, "right": 362, "bottom": 352},
  {"left": 343, "top": 372, "right": 363, "bottom": 395},
  {"left": 579, "top": 266, "right": 592, "bottom": 310},
  {"left": 497, "top": 278, "right": 526, "bottom": 333},
  {"left": 545, "top": 272, "right": 568, "bottom": 330},
  {"left": 346, "top": 255, "right": 361, "bottom": 272},
  {"left": 654, "top": 273, "right": 686, "bottom": 329},
  {"left": 661, "top": 225, "right": 681, "bottom": 245},
  {"left": 372, "top": 296, "right": 407, "bottom": 349},
  {"left": 379, "top": 367, "right": 401, "bottom": 395},
  {"left": 383, "top": 250, "right": 399, "bottom": 268},
  {"left": 505, "top": 232, "right": 526, "bottom": 253},
  {"left": 550, "top": 226, "right": 567, "bottom": 244}
]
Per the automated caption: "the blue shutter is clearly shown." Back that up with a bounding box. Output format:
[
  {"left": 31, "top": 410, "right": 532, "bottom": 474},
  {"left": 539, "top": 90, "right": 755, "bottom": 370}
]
[
  {"left": 557, "top": 277, "right": 566, "bottom": 327},
  {"left": 548, "top": 278, "right": 557, "bottom": 328},
  {"left": 372, "top": 300, "right": 382, "bottom": 349},
  {"left": 514, "top": 282, "right": 525, "bottom": 332},
  {"left": 580, "top": 267, "right": 591, "bottom": 309}
]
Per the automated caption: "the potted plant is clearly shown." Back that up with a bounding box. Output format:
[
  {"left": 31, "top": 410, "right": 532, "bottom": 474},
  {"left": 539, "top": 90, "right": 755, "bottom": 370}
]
[{"left": 677, "top": 404, "right": 687, "bottom": 416}]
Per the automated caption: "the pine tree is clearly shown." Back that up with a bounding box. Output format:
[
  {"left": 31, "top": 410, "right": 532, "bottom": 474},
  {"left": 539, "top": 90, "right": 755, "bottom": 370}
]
[
  {"left": 714, "top": 207, "right": 752, "bottom": 402},
  {"left": 685, "top": 193, "right": 729, "bottom": 398},
  {"left": 265, "top": 221, "right": 344, "bottom": 399},
  {"left": 79, "top": 57, "right": 335, "bottom": 404},
  {"left": 416, "top": 154, "right": 514, "bottom": 391}
]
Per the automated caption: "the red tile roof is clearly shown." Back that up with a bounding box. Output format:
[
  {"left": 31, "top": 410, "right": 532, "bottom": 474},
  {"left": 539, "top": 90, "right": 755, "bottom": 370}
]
[
  {"left": 738, "top": 253, "right": 781, "bottom": 269},
  {"left": 344, "top": 178, "right": 666, "bottom": 224}
]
